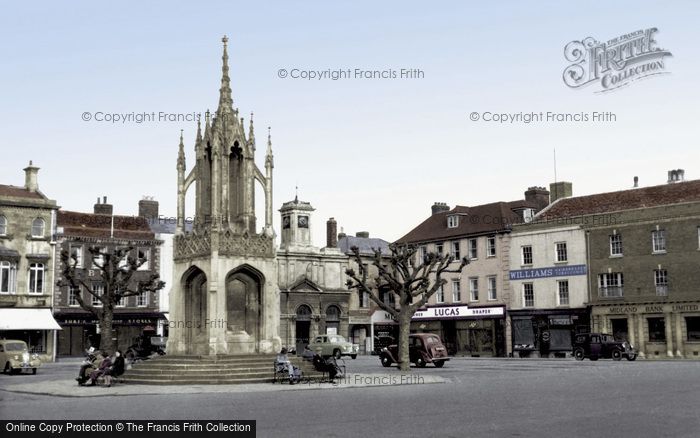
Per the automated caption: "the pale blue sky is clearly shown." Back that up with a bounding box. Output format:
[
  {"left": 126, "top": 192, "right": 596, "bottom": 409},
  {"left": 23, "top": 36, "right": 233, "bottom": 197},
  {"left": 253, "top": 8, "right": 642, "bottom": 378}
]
[{"left": 2, "top": 1, "right": 698, "bottom": 244}]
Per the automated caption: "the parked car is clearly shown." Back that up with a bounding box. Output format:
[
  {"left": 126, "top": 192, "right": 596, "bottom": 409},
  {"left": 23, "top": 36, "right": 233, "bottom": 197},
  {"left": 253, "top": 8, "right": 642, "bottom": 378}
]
[
  {"left": 0, "top": 340, "right": 41, "bottom": 374},
  {"left": 310, "top": 334, "right": 359, "bottom": 359},
  {"left": 379, "top": 333, "right": 449, "bottom": 368},
  {"left": 573, "top": 333, "right": 637, "bottom": 361}
]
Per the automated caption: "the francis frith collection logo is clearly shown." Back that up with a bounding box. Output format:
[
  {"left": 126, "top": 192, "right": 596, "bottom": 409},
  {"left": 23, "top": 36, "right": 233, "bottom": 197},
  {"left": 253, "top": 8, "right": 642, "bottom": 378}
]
[{"left": 563, "top": 27, "right": 672, "bottom": 93}]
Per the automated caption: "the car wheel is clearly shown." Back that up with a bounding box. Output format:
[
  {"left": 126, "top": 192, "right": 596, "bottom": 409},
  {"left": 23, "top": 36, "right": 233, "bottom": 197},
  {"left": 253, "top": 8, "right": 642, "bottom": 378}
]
[
  {"left": 627, "top": 354, "right": 637, "bottom": 361},
  {"left": 32, "top": 368, "right": 37, "bottom": 375},
  {"left": 612, "top": 349, "right": 622, "bottom": 361},
  {"left": 350, "top": 354, "right": 357, "bottom": 360},
  {"left": 380, "top": 355, "right": 392, "bottom": 367},
  {"left": 574, "top": 349, "right": 585, "bottom": 361},
  {"left": 415, "top": 357, "right": 426, "bottom": 368},
  {"left": 434, "top": 360, "right": 445, "bottom": 368},
  {"left": 333, "top": 349, "right": 341, "bottom": 360}
]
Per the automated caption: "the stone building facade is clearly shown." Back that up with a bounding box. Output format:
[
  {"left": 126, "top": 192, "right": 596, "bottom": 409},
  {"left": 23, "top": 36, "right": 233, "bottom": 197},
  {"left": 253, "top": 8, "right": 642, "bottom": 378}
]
[
  {"left": 168, "top": 36, "right": 279, "bottom": 355},
  {"left": 53, "top": 198, "right": 163, "bottom": 356},
  {"left": 0, "top": 163, "right": 61, "bottom": 362}
]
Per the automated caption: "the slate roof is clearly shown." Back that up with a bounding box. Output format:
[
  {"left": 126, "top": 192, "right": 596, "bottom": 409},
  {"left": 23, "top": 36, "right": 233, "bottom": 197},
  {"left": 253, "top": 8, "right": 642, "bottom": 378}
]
[
  {"left": 57, "top": 210, "right": 155, "bottom": 240},
  {"left": 338, "top": 235, "right": 391, "bottom": 255},
  {"left": 0, "top": 184, "right": 44, "bottom": 200},
  {"left": 395, "top": 201, "right": 521, "bottom": 244},
  {"left": 537, "top": 179, "right": 700, "bottom": 220}
]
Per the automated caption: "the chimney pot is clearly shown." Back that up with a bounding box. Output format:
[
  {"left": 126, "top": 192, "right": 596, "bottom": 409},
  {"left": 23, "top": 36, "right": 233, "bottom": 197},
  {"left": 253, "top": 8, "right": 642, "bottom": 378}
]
[
  {"left": 23, "top": 161, "right": 40, "bottom": 193},
  {"left": 355, "top": 231, "right": 370, "bottom": 238},
  {"left": 431, "top": 202, "right": 451, "bottom": 215},
  {"left": 94, "top": 196, "right": 113, "bottom": 215},
  {"left": 633, "top": 176, "right": 639, "bottom": 188}
]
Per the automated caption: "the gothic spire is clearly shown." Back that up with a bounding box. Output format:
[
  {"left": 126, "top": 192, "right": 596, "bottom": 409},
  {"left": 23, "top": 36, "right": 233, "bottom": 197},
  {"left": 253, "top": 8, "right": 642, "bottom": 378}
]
[
  {"left": 248, "top": 112, "right": 255, "bottom": 143},
  {"left": 177, "top": 130, "right": 186, "bottom": 170},
  {"left": 217, "top": 35, "right": 233, "bottom": 115},
  {"left": 265, "top": 126, "right": 274, "bottom": 168},
  {"left": 196, "top": 117, "right": 202, "bottom": 143}
]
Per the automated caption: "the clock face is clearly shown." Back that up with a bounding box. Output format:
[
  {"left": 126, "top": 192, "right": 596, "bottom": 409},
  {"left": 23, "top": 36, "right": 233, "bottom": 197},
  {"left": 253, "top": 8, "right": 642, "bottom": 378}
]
[
  {"left": 298, "top": 215, "right": 309, "bottom": 228},
  {"left": 282, "top": 216, "right": 291, "bottom": 229}
]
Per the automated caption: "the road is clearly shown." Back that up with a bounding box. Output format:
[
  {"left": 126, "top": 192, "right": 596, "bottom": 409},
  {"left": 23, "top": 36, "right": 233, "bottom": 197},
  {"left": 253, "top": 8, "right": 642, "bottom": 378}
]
[{"left": 1, "top": 356, "right": 699, "bottom": 437}]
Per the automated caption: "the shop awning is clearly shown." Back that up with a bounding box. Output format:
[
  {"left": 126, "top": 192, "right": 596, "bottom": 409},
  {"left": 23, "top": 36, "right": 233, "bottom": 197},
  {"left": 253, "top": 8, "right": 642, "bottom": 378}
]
[{"left": 0, "top": 308, "right": 62, "bottom": 330}]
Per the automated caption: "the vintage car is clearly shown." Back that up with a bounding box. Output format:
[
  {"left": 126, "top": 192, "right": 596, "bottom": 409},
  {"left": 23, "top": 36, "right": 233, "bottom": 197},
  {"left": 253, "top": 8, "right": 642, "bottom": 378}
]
[
  {"left": 379, "top": 333, "right": 449, "bottom": 368},
  {"left": 0, "top": 339, "right": 41, "bottom": 374},
  {"left": 573, "top": 333, "right": 637, "bottom": 361},
  {"left": 310, "top": 334, "right": 359, "bottom": 359}
]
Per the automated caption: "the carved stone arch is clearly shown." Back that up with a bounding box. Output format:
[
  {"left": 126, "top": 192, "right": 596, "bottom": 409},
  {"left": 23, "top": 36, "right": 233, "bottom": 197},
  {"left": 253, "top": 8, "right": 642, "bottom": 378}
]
[
  {"left": 225, "top": 264, "right": 264, "bottom": 348},
  {"left": 181, "top": 265, "right": 207, "bottom": 353}
]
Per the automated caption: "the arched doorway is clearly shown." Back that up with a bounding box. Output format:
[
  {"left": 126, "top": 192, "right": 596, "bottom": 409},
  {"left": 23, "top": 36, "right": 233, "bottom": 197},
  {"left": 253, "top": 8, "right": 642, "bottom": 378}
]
[
  {"left": 295, "top": 304, "right": 312, "bottom": 353},
  {"left": 225, "top": 266, "right": 263, "bottom": 352},
  {"left": 182, "top": 266, "right": 207, "bottom": 354},
  {"left": 326, "top": 305, "right": 341, "bottom": 335}
]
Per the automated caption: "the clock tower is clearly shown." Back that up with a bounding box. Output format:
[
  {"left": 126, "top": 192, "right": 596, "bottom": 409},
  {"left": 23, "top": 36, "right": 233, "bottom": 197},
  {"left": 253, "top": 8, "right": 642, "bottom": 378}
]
[{"left": 279, "top": 196, "right": 316, "bottom": 251}]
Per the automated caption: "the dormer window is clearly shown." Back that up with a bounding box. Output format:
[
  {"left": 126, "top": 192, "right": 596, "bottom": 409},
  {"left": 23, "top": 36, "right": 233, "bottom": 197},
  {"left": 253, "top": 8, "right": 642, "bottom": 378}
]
[
  {"left": 447, "top": 215, "right": 459, "bottom": 228},
  {"left": 523, "top": 208, "right": 535, "bottom": 223}
]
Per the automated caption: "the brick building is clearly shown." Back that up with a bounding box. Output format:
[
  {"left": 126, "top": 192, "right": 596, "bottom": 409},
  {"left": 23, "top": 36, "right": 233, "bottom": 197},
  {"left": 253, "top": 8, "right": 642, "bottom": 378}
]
[
  {"left": 53, "top": 197, "right": 164, "bottom": 356},
  {"left": 537, "top": 172, "right": 700, "bottom": 359}
]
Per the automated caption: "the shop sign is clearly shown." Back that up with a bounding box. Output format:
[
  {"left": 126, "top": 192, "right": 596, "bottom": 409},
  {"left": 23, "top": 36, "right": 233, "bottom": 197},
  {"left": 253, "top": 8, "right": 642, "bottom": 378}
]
[
  {"left": 412, "top": 305, "right": 504, "bottom": 320},
  {"left": 509, "top": 264, "right": 587, "bottom": 280},
  {"left": 349, "top": 316, "right": 371, "bottom": 325},
  {"left": 607, "top": 303, "right": 699, "bottom": 314},
  {"left": 371, "top": 310, "right": 397, "bottom": 323}
]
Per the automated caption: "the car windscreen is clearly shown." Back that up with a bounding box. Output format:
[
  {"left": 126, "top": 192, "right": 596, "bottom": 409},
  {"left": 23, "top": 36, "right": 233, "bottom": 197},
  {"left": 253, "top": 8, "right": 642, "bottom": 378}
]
[
  {"left": 328, "top": 336, "right": 345, "bottom": 343},
  {"left": 4, "top": 343, "right": 27, "bottom": 351}
]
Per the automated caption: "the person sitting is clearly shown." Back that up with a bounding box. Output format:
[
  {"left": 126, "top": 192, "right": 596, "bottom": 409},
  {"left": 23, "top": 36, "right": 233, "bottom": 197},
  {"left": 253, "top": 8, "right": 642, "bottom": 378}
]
[
  {"left": 77, "top": 349, "right": 104, "bottom": 386},
  {"left": 87, "top": 352, "right": 113, "bottom": 386},
  {"left": 275, "top": 347, "right": 296, "bottom": 384},
  {"left": 312, "top": 353, "right": 343, "bottom": 381},
  {"left": 103, "top": 350, "right": 125, "bottom": 387}
]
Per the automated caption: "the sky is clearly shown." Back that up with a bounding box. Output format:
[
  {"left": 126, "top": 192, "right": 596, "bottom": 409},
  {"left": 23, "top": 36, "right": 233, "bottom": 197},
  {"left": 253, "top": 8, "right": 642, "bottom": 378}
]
[{"left": 1, "top": 1, "right": 699, "bottom": 245}]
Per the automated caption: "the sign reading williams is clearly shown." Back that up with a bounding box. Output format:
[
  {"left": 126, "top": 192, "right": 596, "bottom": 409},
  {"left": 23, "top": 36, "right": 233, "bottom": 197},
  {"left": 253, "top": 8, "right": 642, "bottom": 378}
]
[
  {"left": 563, "top": 28, "right": 672, "bottom": 93},
  {"left": 509, "top": 264, "right": 587, "bottom": 280}
]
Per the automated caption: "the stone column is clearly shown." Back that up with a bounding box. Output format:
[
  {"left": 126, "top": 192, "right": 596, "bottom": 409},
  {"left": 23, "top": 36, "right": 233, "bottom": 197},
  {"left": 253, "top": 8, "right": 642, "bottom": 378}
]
[
  {"left": 636, "top": 314, "right": 646, "bottom": 359},
  {"left": 674, "top": 312, "right": 684, "bottom": 358},
  {"left": 627, "top": 314, "right": 636, "bottom": 348},
  {"left": 664, "top": 312, "right": 674, "bottom": 358}
]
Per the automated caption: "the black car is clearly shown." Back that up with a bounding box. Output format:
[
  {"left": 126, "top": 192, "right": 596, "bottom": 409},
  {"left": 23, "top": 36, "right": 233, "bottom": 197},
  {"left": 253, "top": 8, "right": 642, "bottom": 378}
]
[{"left": 573, "top": 333, "right": 637, "bottom": 361}]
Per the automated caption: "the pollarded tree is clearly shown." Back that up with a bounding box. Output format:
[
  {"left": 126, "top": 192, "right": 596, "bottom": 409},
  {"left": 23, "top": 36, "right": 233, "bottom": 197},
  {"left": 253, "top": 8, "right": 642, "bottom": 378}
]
[
  {"left": 345, "top": 244, "right": 468, "bottom": 371},
  {"left": 57, "top": 246, "right": 165, "bottom": 354}
]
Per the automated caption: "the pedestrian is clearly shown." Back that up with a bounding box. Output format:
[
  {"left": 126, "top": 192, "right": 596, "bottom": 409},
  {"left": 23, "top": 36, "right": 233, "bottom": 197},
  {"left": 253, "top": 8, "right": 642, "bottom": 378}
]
[{"left": 275, "top": 347, "right": 296, "bottom": 384}]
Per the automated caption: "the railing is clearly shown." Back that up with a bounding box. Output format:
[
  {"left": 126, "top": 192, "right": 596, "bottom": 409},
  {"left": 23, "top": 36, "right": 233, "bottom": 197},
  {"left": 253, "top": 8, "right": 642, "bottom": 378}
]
[{"left": 599, "top": 286, "right": 624, "bottom": 298}]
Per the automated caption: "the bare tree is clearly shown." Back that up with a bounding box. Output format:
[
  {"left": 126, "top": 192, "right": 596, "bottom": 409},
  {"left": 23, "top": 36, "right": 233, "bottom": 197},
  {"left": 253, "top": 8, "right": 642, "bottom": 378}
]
[
  {"left": 57, "top": 246, "right": 165, "bottom": 354},
  {"left": 345, "top": 244, "right": 468, "bottom": 371}
]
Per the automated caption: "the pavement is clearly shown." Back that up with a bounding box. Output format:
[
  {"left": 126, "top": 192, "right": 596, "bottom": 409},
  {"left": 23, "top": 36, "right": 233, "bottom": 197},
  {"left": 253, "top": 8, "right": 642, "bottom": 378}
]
[{"left": 0, "top": 356, "right": 444, "bottom": 397}]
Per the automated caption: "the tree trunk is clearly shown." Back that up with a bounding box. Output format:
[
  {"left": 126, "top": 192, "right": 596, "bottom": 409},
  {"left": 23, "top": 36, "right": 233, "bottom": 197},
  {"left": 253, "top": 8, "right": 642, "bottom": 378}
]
[
  {"left": 397, "top": 312, "right": 411, "bottom": 372},
  {"left": 100, "top": 308, "right": 117, "bottom": 354}
]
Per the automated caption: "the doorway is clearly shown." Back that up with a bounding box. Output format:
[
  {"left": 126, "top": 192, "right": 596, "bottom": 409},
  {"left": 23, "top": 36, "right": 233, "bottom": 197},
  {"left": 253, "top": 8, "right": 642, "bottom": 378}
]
[{"left": 296, "top": 305, "right": 312, "bottom": 353}]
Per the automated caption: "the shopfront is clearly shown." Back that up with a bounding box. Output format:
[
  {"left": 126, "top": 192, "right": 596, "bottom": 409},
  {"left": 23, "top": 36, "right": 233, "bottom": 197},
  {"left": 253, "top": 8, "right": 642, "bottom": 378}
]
[
  {"left": 370, "top": 310, "right": 398, "bottom": 354},
  {"left": 509, "top": 308, "right": 589, "bottom": 358},
  {"left": 591, "top": 301, "right": 700, "bottom": 359},
  {"left": 410, "top": 305, "right": 506, "bottom": 357},
  {"left": 55, "top": 311, "right": 165, "bottom": 356},
  {"left": 0, "top": 308, "right": 61, "bottom": 361}
]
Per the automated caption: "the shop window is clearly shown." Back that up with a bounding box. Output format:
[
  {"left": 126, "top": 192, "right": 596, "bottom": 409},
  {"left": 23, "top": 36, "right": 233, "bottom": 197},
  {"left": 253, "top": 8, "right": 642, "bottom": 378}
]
[
  {"left": 647, "top": 317, "right": 666, "bottom": 342},
  {"left": 686, "top": 317, "right": 700, "bottom": 341}
]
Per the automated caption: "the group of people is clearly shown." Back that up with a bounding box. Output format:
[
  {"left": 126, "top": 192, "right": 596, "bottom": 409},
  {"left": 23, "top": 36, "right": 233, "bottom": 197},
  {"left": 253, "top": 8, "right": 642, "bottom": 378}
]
[
  {"left": 275, "top": 346, "right": 345, "bottom": 384},
  {"left": 76, "top": 348, "right": 125, "bottom": 387}
]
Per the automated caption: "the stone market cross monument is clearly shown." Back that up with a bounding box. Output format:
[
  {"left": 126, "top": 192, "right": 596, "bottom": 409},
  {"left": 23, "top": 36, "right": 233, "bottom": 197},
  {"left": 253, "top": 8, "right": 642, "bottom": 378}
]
[{"left": 167, "top": 36, "right": 280, "bottom": 355}]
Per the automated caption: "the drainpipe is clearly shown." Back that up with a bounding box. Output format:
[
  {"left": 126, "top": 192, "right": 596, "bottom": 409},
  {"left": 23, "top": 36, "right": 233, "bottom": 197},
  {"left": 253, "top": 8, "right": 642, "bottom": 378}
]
[
  {"left": 585, "top": 230, "right": 592, "bottom": 332},
  {"left": 50, "top": 208, "right": 58, "bottom": 363}
]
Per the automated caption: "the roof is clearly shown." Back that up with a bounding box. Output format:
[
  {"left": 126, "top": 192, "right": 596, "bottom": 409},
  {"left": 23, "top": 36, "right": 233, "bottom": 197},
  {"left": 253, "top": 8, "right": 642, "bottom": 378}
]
[
  {"left": 57, "top": 210, "right": 155, "bottom": 240},
  {"left": 0, "top": 184, "right": 44, "bottom": 200},
  {"left": 338, "top": 235, "right": 391, "bottom": 255},
  {"left": 538, "top": 179, "right": 700, "bottom": 220},
  {"left": 396, "top": 201, "right": 521, "bottom": 244}
]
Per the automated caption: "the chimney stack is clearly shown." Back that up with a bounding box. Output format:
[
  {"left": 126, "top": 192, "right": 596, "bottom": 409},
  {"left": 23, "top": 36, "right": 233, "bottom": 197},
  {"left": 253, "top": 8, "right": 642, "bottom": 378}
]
[
  {"left": 667, "top": 169, "right": 685, "bottom": 184},
  {"left": 524, "top": 186, "right": 550, "bottom": 211},
  {"left": 326, "top": 218, "right": 338, "bottom": 248},
  {"left": 94, "top": 196, "right": 114, "bottom": 215},
  {"left": 431, "top": 202, "right": 450, "bottom": 215},
  {"left": 633, "top": 176, "right": 639, "bottom": 188},
  {"left": 138, "top": 196, "right": 159, "bottom": 222},
  {"left": 355, "top": 231, "right": 370, "bottom": 238},
  {"left": 23, "top": 160, "right": 40, "bottom": 193},
  {"left": 549, "top": 182, "right": 573, "bottom": 204}
]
